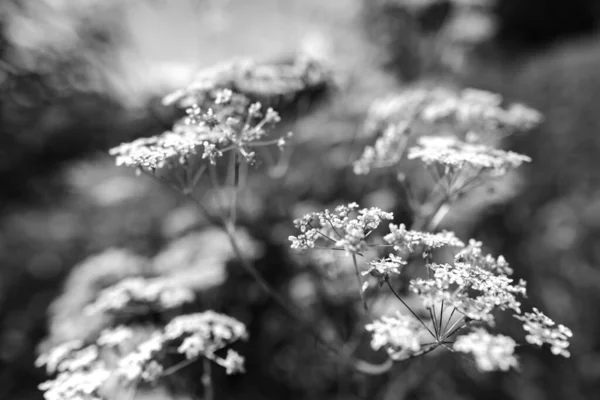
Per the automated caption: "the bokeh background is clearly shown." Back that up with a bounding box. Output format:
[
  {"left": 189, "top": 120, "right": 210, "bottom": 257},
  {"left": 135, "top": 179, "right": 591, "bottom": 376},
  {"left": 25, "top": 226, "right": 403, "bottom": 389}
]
[{"left": 1, "top": 0, "right": 600, "bottom": 399}]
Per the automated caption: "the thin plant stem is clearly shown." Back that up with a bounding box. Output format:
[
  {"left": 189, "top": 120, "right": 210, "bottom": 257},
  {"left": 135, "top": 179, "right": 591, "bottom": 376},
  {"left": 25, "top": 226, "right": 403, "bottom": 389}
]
[
  {"left": 202, "top": 358, "right": 214, "bottom": 400},
  {"left": 442, "top": 315, "right": 465, "bottom": 340},
  {"left": 208, "top": 163, "right": 228, "bottom": 219},
  {"left": 439, "top": 300, "right": 445, "bottom": 336},
  {"left": 386, "top": 280, "right": 436, "bottom": 339},
  {"left": 142, "top": 170, "right": 221, "bottom": 225},
  {"left": 428, "top": 202, "right": 451, "bottom": 231},
  {"left": 352, "top": 253, "right": 368, "bottom": 311},
  {"left": 307, "top": 222, "right": 338, "bottom": 243},
  {"left": 228, "top": 153, "right": 240, "bottom": 223},
  {"left": 442, "top": 319, "right": 473, "bottom": 341},
  {"left": 428, "top": 307, "right": 439, "bottom": 339},
  {"left": 162, "top": 357, "right": 198, "bottom": 377},
  {"left": 421, "top": 341, "right": 454, "bottom": 347},
  {"left": 442, "top": 307, "right": 457, "bottom": 336}
]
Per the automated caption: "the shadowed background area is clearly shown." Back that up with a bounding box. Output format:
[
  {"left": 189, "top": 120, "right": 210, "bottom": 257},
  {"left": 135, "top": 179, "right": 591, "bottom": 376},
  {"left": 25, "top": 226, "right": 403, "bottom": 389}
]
[{"left": 1, "top": 0, "right": 600, "bottom": 399}]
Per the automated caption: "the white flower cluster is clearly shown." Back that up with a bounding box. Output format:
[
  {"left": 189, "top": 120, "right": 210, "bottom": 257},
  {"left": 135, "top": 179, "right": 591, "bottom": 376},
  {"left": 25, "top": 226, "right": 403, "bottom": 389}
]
[
  {"left": 38, "top": 366, "right": 110, "bottom": 400},
  {"left": 116, "top": 333, "right": 165, "bottom": 382},
  {"left": 353, "top": 123, "right": 411, "bottom": 175},
  {"left": 120, "top": 311, "right": 248, "bottom": 382},
  {"left": 362, "top": 254, "right": 406, "bottom": 286},
  {"left": 37, "top": 311, "right": 247, "bottom": 400},
  {"left": 356, "top": 87, "right": 540, "bottom": 176},
  {"left": 408, "top": 136, "right": 531, "bottom": 174},
  {"left": 363, "top": 87, "right": 542, "bottom": 142},
  {"left": 515, "top": 308, "right": 573, "bottom": 357},
  {"left": 410, "top": 261, "right": 526, "bottom": 322},
  {"left": 36, "top": 341, "right": 109, "bottom": 400},
  {"left": 365, "top": 312, "right": 424, "bottom": 360},
  {"left": 84, "top": 277, "right": 195, "bottom": 316},
  {"left": 383, "top": 223, "right": 464, "bottom": 252},
  {"left": 110, "top": 90, "right": 288, "bottom": 171},
  {"left": 96, "top": 326, "right": 134, "bottom": 348},
  {"left": 362, "top": 87, "right": 451, "bottom": 137},
  {"left": 162, "top": 54, "right": 333, "bottom": 108},
  {"left": 109, "top": 130, "right": 206, "bottom": 172},
  {"left": 418, "top": 88, "right": 542, "bottom": 141},
  {"left": 455, "top": 239, "right": 513, "bottom": 275},
  {"left": 453, "top": 328, "right": 518, "bottom": 372},
  {"left": 289, "top": 203, "right": 394, "bottom": 254}
]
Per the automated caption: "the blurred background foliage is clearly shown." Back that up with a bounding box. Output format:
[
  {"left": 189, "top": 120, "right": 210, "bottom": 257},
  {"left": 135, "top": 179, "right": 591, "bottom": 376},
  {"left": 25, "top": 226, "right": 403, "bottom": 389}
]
[{"left": 1, "top": 0, "right": 600, "bottom": 399}]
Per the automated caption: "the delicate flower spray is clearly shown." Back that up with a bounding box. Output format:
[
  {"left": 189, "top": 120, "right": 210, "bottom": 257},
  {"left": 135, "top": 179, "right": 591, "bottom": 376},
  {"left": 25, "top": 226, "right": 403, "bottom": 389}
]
[
  {"left": 290, "top": 87, "right": 571, "bottom": 373},
  {"left": 37, "top": 51, "right": 571, "bottom": 399},
  {"left": 37, "top": 53, "right": 333, "bottom": 400}
]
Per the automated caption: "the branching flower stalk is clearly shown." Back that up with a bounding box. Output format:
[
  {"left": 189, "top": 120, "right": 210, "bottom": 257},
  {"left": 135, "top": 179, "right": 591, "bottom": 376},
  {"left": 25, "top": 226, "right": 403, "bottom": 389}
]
[
  {"left": 108, "top": 59, "right": 401, "bottom": 381},
  {"left": 289, "top": 86, "right": 571, "bottom": 373}
]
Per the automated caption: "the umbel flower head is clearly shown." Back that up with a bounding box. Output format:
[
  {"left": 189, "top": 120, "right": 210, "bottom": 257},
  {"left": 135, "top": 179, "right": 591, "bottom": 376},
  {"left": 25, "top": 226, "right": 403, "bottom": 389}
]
[
  {"left": 408, "top": 136, "right": 531, "bottom": 174},
  {"left": 362, "top": 86, "right": 542, "bottom": 143},
  {"left": 353, "top": 123, "right": 411, "bottom": 175},
  {"left": 410, "top": 260, "right": 526, "bottom": 322},
  {"left": 119, "top": 310, "right": 248, "bottom": 382},
  {"left": 362, "top": 254, "right": 406, "bottom": 288},
  {"left": 36, "top": 340, "right": 110, "bottom": 400},
  {"left": 37, "top": 311, "right": 248, "bottom": 400},
  {"left": 515, "top": 308, "right": 573, "bottom": 357},
  {"left": 405, "top": 135, "right": 531, "bottom": 199},
  {"left": 453, "top": 328, "right": 519, "bottom": 372},
  {"left": 161, "top": 52, "right": 334, "bottom": 109},
  {"left": 383, "top": 223, "right": 464, "bottom": 253},
  {"left": 356, "top": 86, "right": 541, "bottom": 175},
  {"left": 365, "top": 312, "right": 425, "bottom": 360},
  {"left": 110, "top": 89, "right": 290, "bottom": 176},
  {"left": 289, "top": 202, "right": 394, "bottom": 254}
]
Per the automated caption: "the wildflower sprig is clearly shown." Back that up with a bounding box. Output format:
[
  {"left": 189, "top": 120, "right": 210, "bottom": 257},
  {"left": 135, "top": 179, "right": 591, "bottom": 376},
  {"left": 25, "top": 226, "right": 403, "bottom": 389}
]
[
  {"left": 410, "top": 260, "right": 527, "bottom": 323},
  {"left": 515, "top": 308, "right": 573, "bottom": 357},
  {"left": 353, "top": 123, "right": 411, "bottom": 175},
  {"left": 289, "top": 203, "right": 394, "bottom": 254},
  {"left": 161, "top": 53, "right": 334, "bottom": 109},
  {"left": 355, "top": 87, "right": 539, "bottom": 236},
  {"left": 453, "top": 328, "right": 519, "bottom": 372},
  {"left": 365, "top": 238, "right": 572, "bottom": 372},
  {"left": 119, "top": 311, "right": 248, "bottom": 382},
  {"left": 383, "top": 223, "right": 464, "bottom": 253},
  {"left": 110, "top": 88, "right": 290, "bottom": 181},
  {"left": 289, "top": 202, "right": 394, "bottom": 309},
  {"left": 365, "top": 312, "right": 425, "bottom": 360},
  {"left": 36, "top": 340, "right": 111, "bottom": 400},
  {"left": 362, "top": 254, "right": 406, "bottom": 288},
  {"left": 361, "top": 87, "right": 542, "bottom": 144},
  {"left": 37, "top": 311, "right": 248, "bottom": 400},
  {"left": 290, "top": 205, "right": 571, "bottom": 372},
  {"left": 408, "top": 135, "right": 531, "bottom": 198}
]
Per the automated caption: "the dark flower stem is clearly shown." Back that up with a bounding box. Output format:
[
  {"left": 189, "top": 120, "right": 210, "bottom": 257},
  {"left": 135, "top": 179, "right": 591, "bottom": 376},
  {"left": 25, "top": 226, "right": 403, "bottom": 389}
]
[
  {"left": 352, "top": 253, "right": 368, "bottom": 311},
  {"left": 202, "top": 358, "right": 214, "bottom": 400},
  {"left": 386, "top": 280, "right": 436, "bottom": 339}
]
